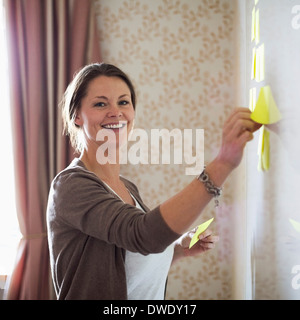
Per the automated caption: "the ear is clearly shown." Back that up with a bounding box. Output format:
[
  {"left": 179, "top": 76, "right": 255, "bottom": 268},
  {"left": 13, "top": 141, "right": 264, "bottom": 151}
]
[{"left": 74, "top": 113, "right": 83, "bottom": 127}]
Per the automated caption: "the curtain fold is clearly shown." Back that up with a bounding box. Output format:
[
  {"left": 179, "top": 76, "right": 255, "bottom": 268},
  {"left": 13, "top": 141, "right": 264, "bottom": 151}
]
[{"left": 4, "top": 0, "right": 101, "bottom": 299}]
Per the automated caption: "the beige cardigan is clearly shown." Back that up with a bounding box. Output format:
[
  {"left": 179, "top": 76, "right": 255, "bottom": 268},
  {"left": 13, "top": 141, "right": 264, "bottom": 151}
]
[{"left": 46, "top": 158, "right": 180, "bottom": 300}]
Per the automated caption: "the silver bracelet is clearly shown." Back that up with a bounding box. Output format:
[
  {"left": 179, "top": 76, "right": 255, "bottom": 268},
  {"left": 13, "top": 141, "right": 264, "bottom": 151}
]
[{"left": 197, "top": 166, "right": 222, "bottom": 207}]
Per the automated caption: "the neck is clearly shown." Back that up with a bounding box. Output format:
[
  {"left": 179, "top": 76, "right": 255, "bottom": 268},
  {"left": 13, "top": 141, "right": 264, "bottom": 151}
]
[{"left": 79, "top": 147, "right": 121, "bottom": 184}]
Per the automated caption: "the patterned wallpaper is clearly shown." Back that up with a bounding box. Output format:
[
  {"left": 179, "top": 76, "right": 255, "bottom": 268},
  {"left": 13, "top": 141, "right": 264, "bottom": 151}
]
[{"left": 95, "top": 0, "right": 238, "bottom": 299}]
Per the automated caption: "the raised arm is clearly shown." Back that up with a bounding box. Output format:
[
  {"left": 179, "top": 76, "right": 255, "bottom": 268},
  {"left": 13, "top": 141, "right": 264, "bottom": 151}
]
[{"left": 159, "top": 108, "right": 261, "bottom": 234}]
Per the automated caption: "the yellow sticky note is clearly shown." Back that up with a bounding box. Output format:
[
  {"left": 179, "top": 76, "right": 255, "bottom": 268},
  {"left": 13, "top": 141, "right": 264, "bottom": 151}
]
[
  {"left": 249, "top": 87, "right": 257, "bottom": 112},
  {"left": 257, "top": 126, "right": 264, "bottom": 171},
  {"left": 251, "top": 47, "right": 256, "bottom": 80},
  {"left": 251, "top": 86, "right": 282, "bottom": 124},
  {"left": 257, "top": 126, "right": 264, "bottom": 154},
  {"left": 251, "top": 7, "right": 256, "bottom": 42},
  {"left": 189, "top": 218, "right": 214, "bottom": 249},
  {"left": 255, "top": 9, "right": 260, "bottom": 44},
  {"left": 258, "top": 43, "right": 265, "bottom": 82},
  {"left": 255, "top": 43, "right": 265, "bottom": 82},
  {"left": 289, "top": 218, "right": 300, "bottom": 233},
  {"left": 262, "top": 128, "right": 270, "bottom": 170},
  {"left": 257, "top": 126, "right": 270, "bottom": 171}
]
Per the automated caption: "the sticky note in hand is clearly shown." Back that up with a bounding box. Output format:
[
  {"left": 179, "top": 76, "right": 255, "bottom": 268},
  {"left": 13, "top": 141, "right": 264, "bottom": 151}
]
[{"left": 189, "top": 218, "right": 214, "bottom": 249}]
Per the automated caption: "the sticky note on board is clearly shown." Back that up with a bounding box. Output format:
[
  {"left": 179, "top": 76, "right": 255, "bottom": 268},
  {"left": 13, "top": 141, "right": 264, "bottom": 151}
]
[
  {"left": 255, "top": 9, "right": 260, "bottom": 44},
  {"left": 251, "top": 7, "right": 260, "bottom": 43},
  {"left": 251, "top": 86, "right": 282, "bottom": 124},
  {"left": 252, "top": 44, "right": 264, "bottom": 82},
  {"left": 262, "top": 128, "right": 270, "bottom": 170},
  {"left": 255, "top": 43, "right": 265, "bottom": 82},
  {"left": 289, "top": 218, "right": 300, "bottom": 233},
  {"left": 251, "top": 48, "right": 256, "bottom": 80},
  {"left": 251, "top": 7, "right": 256, "bottom": 42},
  {"left": 249, "top": 87, "right": 257, "bottom": 112},
  {"left": 189, "top": 218, "right": 214, "bottom": 249},
  {"left": 257, "top": 126, "right": 270, "bottom": 171},
  {"left": 259, "top": 44, "right": 265, "bottom": 81}
]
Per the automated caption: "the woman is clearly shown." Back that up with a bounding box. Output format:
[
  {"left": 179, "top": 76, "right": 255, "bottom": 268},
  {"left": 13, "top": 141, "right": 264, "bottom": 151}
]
[{"left": 47, "top": 63, "right": 260, "bottom": 300}]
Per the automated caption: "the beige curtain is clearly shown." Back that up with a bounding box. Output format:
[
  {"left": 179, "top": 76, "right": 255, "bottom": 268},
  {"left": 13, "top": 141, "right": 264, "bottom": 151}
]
[{"left": 4, "top": 0, "right": 101, "bottom": 299}]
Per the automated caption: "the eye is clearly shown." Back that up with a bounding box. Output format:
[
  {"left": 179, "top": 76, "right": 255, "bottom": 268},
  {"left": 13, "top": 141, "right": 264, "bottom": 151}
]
[
  {"left": 118, "top": 100, "right": 130, "bottom": 106},
  {"left": 94, "top": 102, "right": 106, "bottom": 107}
]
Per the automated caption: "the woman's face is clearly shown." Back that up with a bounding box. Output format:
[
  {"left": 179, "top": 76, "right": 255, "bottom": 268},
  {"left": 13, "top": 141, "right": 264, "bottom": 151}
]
[{"left": 75, "top": 76, "right": 135, "bottom": 153}]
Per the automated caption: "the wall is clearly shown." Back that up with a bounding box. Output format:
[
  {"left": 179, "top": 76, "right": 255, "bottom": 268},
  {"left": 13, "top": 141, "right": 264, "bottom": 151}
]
[
  {"left": 95, "top": 0, "right": 241, "bottom": 299},
  {"left": 244, "top": 0, "right": 300, "bottom": 299}
]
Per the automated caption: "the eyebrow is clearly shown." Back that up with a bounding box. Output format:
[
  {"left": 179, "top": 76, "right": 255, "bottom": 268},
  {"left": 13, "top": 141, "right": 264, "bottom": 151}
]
[{"left": 94, "top": 94, "right": 130, "bottom": 100}]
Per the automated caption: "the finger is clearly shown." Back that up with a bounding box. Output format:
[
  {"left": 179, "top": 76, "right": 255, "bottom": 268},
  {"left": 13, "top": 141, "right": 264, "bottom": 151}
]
[
  {"left": 198, "top": 229, "right": 213, "bottom": 240},
  {"left": 224, "top": 108, "right": 252, "bottom": 128},
  {"left": 252, "top": 121, "right": 262, "bottom": 132},
  {"left": 237, "top": 130, "right": 254, "bottom": 148},
  {"left": 236, "top": 119, "right": 259, "bottom": 135},
  {"left": 199, "top": 235, "right": 220, "bottom": 243},
  {"left": 223, "top": 114, "right": 252, "bottom": 143},
  {"left": 226, "top": 107, "right": 251, "bottom": 121},
  {"left": 202, "top": 235, "right": 220, "bottom": 243},
  {"left": 228, "top": 108, "right": 262, "bottom": 133},
  {"left": 226, "top": 116, "right": 258, "bottom": 140},
  {"left": 199, "top": 241, "right": 215, "bottom": 249}
]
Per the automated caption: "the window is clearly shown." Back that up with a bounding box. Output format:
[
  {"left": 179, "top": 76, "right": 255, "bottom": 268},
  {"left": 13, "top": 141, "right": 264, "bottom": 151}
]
[{"left": 0, "top": 1, "right": 21, "bottom": 277}]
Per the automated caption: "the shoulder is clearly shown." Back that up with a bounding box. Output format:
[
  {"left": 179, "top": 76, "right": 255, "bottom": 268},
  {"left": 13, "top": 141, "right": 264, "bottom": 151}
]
[
  {"left": 48, "top": 159, "right": 111, "bottom": 210},
  {"left": 47, "top": 158, "right": 117, "bottom": 223},
  {"left": 51, "top": 158, "right": 102, "bottom": 189}
]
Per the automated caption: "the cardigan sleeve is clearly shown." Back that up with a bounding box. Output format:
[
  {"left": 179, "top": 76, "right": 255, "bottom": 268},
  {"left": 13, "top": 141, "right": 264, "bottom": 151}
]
[{"left": 47, "top": 167, "right": 180, "bottom": 255}]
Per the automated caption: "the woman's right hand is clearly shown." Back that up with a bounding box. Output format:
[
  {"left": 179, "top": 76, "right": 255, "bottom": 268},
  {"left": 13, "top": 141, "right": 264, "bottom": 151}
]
[{"left": 215, "top": 107, "right": 261, "bottom": 171}]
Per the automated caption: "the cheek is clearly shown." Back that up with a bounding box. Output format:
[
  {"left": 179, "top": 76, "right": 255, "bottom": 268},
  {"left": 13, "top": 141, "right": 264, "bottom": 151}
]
[
  {"left": 127, "top": 110, "right": 135, "bottom": 130},
  {"left": 81, "top": 114, "right": 103, "bottom": 139},
  {"left": 83, "top": 111, "right": 103, "bottom": 126},
  {"left": 127, "top": 107, "right": 135, "bottom": 122}
]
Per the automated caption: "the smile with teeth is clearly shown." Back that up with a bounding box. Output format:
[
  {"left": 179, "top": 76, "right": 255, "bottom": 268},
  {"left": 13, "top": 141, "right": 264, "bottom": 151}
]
[{"left": 101, "top": 122, "right": 127, "bottom": 129}]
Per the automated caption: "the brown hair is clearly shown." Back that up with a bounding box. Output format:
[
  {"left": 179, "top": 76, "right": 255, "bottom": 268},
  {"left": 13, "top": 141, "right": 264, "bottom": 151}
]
[{"left": 61, "top": 63, "right": 136, "bottom": 152}]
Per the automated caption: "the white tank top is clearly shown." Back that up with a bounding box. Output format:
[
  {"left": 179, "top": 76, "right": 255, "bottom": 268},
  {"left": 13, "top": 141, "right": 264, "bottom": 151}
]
[{"left": 102, "top": 180, "right": 174, "bottom": 300}]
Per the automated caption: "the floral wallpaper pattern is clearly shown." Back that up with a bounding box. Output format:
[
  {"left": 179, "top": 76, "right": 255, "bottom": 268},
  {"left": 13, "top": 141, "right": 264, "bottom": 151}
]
[{"left": 95, "top": 0, "right": 237, "bottom": 299}]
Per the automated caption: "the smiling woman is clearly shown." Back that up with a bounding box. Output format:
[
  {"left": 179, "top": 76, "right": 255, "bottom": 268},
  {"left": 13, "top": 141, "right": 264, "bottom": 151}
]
[
  {"left": 0, "top": 1, "right": 20, "bottom": 285},
  {"left": 46, "top": 61, "right": 258, "bottom": 300}
]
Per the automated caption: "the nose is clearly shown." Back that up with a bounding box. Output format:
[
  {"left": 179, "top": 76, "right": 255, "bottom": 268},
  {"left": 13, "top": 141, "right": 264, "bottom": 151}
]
[{"left": 107, "top": 103, "right": 122, "bottom": 118}]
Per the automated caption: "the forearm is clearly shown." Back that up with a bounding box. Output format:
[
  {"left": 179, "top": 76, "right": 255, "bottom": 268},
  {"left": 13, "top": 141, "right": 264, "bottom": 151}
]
[
  {"left": 160, "top": 107, "right": 260, "bottom": 235},
  {"left": 160, "top": 157, "right": 233, "bottom": 234}
]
